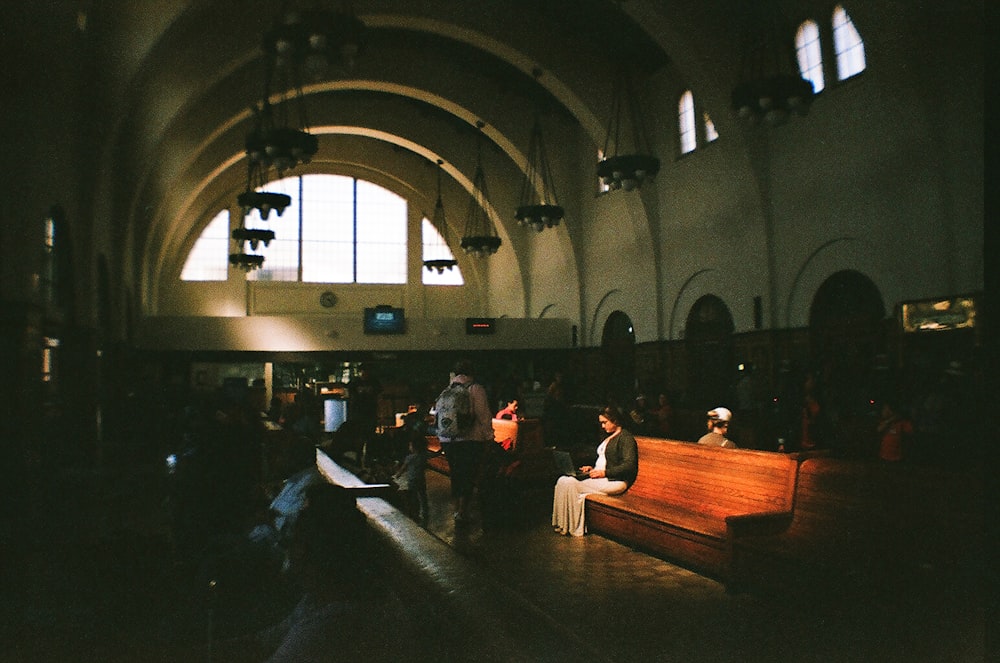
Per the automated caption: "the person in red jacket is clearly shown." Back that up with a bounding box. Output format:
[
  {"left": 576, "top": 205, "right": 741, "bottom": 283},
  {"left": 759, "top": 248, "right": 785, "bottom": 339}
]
[{"left": 877, "top": 399, "right": 913, "bottom": 462}]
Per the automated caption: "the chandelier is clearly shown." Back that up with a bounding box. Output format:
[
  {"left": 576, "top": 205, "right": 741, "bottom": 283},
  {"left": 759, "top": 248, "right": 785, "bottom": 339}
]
[
  {"left": 597, "top": 66, "right": 660, "bottom": 192},
  {"left": 238, "top": 6, "right": 367, "bottom": 217},
  {"left": 229, "top": 214, "right": 274, "bottom": 273},
  {"left": 244, "top": 98, "right": 318, "bottom": 176},
  {"left": 516, "top": 112, "right": 564, "bottom": 232},
  {"left": 237, "top": 155, "right": 292, "bottom": 221},
  {"left": 731, "top": 5, "right": 814, "bottom": 126},
  {"left": 232, "top": 227, "right": 275, "bottom": 251},
  {"left": 424, "top": 159, "right": 459, "bottom": 273},
  {"left": 461, "top": 122, "right": 502, "bottom": 258},
  {"left": 229, "top": 253, "right": 265, "bottom": 273},
  {"left": 263, "top": 7, "right": 366, "bottom": 78}
]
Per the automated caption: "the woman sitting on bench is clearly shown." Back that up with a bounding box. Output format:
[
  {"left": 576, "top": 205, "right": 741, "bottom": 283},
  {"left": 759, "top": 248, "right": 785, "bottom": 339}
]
[{"left": 552, "top": 405, "right": 639, "bottom": 536}]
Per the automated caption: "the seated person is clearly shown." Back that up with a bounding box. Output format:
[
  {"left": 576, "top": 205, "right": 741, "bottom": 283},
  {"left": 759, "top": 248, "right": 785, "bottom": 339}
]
[
  {"left": 697, "top": 407, "right": 737, "bottom": 448},
  {"left": 551, "top": 405, "right": 639, "bottom": 537},
  {"left": 249, "top": 437, "right": 323, "bottom": 550},
  {"left": 222, "top": 484, "right": 415, "bottom": 662},
  {"left": 495, "top": 397, "right": 520, "bottom": 421}
]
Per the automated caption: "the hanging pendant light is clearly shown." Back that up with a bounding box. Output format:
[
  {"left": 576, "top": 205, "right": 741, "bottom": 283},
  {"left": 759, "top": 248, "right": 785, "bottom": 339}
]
[
  {"left": 516, "top": 112, "right": 564, "bottom": 232},
  {"left": 460, "top": 122, "right": 502, "bottom": 258},
  {"left": 731, "top": 4, "right": 814, "bottom": 127},
  {"left": 238, "top": 153, "right": 292, "bottom": 221},
  {"left": 424, "top": 159, "right": 459, "bottom": 273},
  {"left": 596, "top": 65, "right": 660, "bottom": 192},
  {"left": 229, "top": 214, "right": 273, "bottom": 273},
  {"left": 238, "top": 4, "right": 368, "bottom": 214}
]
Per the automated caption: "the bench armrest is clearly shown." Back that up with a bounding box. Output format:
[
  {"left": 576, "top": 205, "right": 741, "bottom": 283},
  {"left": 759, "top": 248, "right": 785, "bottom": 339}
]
[{"left": 725, "top": 511, "right": 793, "bottom": 538}]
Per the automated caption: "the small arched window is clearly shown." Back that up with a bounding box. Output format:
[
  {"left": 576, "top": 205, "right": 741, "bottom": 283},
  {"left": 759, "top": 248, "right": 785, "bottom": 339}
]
[
  {"left": 833, "top": 4, "right": 866, "bottom": 80},
  {"left": 678, "top": 90, "right": 696, "bottom": 154},
  {"left": 704, "top": 112, "right": 719, "bottom": 143},
  {"left": 795, "top": 19, "right": 825, "bottom": 93}
]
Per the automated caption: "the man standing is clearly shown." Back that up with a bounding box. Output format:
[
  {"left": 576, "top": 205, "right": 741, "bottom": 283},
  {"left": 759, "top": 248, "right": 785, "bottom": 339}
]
[
  {"left": 435, "top": 360, "right": 493, "bottom": 523},
  {"left": 697, "top": 407, "right": 738, "bottom": 448}
]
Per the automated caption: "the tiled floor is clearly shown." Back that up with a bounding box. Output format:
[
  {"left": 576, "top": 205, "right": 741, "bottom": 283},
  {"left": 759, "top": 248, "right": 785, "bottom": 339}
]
[
  {"left": 1, "top": 463, "right": 987, "bottom": 662},
  {"left": 419, "top": 470, "right": 988, "bottom": 663}
]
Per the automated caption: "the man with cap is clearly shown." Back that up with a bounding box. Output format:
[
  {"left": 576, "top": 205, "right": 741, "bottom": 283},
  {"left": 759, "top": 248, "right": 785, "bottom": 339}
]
[{"left": 697, "top": 407, "right": 737, "bottom": 448}]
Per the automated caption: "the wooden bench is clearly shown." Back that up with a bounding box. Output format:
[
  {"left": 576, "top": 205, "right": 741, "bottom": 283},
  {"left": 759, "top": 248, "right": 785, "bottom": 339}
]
[
  {"left": 584, "top": 437, "right": 798, "bottom": 582},
  {"left": 316, "top": 450, "right": 603, "bottom": 661},
  {"left": 729, "top": 456, "right": 986, "bottom": 595}
]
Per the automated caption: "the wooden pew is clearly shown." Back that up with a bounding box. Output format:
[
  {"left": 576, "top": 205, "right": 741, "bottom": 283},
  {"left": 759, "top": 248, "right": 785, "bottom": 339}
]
[
  {"left": 316, "top": 449, "right": 605, "bottom": 662},
  {"left": 729, "top": 456, "right": 985, "bottom": 595},
  {"left": 584, "top": 437, "right": 798, "bottom": 582}
]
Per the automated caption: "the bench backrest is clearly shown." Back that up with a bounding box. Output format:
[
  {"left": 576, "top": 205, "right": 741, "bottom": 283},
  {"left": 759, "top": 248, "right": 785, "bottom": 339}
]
[
  {"left": 492, "top": 417, "right": 518, "bottom": 446},
  {"left": 629, "top": 437, "right": 797, "bottom": 517},
  {"left": 792, "top": 457, "right": 984, "bottom": 550}
]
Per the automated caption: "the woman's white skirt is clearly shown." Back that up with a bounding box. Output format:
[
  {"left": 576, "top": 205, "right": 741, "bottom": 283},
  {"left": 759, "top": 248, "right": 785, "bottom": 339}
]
[{"left": 551, "top": 476, "right": 627, "bottom": 537}]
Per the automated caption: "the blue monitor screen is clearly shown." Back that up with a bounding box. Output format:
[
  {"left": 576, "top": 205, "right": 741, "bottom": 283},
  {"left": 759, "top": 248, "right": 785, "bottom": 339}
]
[{"left": 363, "top": 306, "right": 406, "bottom": 334}]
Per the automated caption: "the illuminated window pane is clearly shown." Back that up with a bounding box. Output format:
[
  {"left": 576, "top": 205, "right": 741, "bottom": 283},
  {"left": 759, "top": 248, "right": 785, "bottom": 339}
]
[
  {"left": 41, "top": 214, "right": 57, "bottom": 304},
  {"left": 302, "top": 174, "right": 354, "bottom": 283},
  {"left": 678, "top": 90, "right": 696, "bottom": 154},
  {"left": 833, "top": 5, "right": 866, "bottom": 80},
  {"left": 181, "top": 209, "right": 229, "bottom": 281},
  {"left": 796, "top": 19, "right": 825, "bottom": 93},
  {"left": 182, "top": 174, "right": 411, "bottom": 285},
  {"left": 355, "top": 180, "right": 406, "bottom": 284},
  {"left": 422, "top": 218, "right": 463, "bottom": 285},
  {"left": 703, "top": 112, "right": 718, "bottom": 142},
  {"left": 42, "top": 336, "right": 60, "bottom": 383}
]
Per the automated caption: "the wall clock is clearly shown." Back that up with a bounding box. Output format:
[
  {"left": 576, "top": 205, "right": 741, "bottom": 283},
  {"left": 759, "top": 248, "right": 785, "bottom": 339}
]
[{"left": 319, "top": 291, "right": 337, "bottom": 308}]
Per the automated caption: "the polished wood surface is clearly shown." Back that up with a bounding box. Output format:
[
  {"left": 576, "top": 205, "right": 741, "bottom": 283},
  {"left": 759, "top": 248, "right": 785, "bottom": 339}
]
[{"left": 585, "top": 436, "right": 798, "bottom": 581}]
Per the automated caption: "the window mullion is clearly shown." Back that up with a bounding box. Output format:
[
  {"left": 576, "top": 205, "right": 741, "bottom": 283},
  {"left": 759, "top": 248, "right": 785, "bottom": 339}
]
[
  {"left": 352, "top": 178, "right": 358, "bottom": 283},
  {"left": 297, "top": 176, "right": 304, "bottom": 282}
]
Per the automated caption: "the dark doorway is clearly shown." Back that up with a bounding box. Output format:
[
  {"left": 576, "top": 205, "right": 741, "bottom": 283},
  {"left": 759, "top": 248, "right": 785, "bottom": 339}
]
[
  {"left": 808, "top": 269, "right": 886, "bottom": 419},
  {"left": 684, "top": 295, "right": 735, "bottom": 410},
  {"left": 601, "top": 311, "right": 636, "bottom": 406}
]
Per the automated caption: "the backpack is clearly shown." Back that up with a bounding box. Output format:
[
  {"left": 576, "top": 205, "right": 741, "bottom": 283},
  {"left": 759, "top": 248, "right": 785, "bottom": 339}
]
[{"left": 435, "top": 381, "right": 475, "bottom": 439}]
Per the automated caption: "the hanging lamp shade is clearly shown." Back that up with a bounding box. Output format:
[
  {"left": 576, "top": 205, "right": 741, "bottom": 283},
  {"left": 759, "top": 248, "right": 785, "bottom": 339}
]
[
  {"left": 731, "top": 4, "right": 814, "bottom": 126},
  {"left": 516, "top": 113, "right": 564, "bottom": 232},
  {"left": 596, "top": 67, "right": 660, "bottom": 192},
  {"left": 424, "top": 159, "right": 459, "bottom": 273},
  {"left": 238, "top": 154, "right": 292, "bottom": 220},
  {"left": 460, "top": 122, "right": 502, "bottom": 257}
]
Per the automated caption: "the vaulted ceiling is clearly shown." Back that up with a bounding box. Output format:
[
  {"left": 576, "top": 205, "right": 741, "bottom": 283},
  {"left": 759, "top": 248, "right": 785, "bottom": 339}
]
[{"left": 15, "top": 1, "right": 767, "bottom": 306}]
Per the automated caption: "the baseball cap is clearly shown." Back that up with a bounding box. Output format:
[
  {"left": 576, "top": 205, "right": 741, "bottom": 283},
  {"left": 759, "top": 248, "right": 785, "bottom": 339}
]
[{"left": 707, "top": 407, "right": 732, "bottom": 422}]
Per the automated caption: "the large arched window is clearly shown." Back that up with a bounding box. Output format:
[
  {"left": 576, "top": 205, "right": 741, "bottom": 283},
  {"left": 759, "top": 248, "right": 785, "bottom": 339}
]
[
  {"left": 249, "top": 175, "right": 407, "bottom": 283},
  {"left": 180, "top": 209, "right": 230, "bottom": 281},
  {"left": 181, "top": 175, "right": 414, "bottom": 284}
]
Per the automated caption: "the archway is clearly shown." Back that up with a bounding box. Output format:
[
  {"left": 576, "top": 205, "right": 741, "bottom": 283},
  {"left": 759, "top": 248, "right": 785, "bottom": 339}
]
[
  {"left": 601, "top": 311, "right": 636, "bottom": 406},
  {"left": 684, "top": 295, "right": 735, "bottom": 410},
  {"left": 808, "top": 269, "right": 886, "bottom": 418}
]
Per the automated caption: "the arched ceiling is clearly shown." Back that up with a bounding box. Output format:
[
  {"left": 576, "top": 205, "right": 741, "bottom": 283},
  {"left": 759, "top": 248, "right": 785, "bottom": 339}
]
[{"left": 80, "top": 0, "right": 742, "bottom": 310}]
